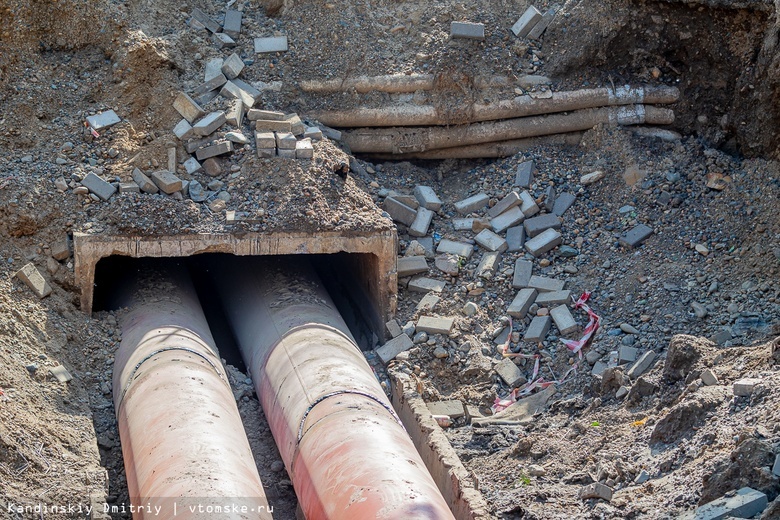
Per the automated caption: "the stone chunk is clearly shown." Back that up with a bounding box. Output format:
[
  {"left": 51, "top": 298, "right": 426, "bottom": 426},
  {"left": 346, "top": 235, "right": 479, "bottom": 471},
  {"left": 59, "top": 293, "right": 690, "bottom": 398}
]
[
  {"left": 525, "top": 228, "right": 562, "bottom": 257},
  {"left": 524, "top": 213, "right": 562, "bottom": 238},
  {"left": 524, "top": 316, "right": 552, "bottom": 343},
  {"left": 506, "top": 226, "right": 526, "bottom": 252},
  {"left": 150, "top": 171, "right": 182, "bottom": 194},
  {"left": 398, "top": 256, "right": 428, "bottom": 278},
  {"left": 515, "top": 159, "right": 535, "bottom": 187},
  {"left": 773, "top": 455, "right": 780, "bottom": 478},
  {"left": 383, "top": 197, "right": 417, "bottom": 226},
  {"left": 132, "top": 168, "right": 158, "bottom": 194},
  {"left": 454, "top": 193, "right": 489, "bottom": 215},
  {"left": 15, "top": 263, "right": 52, "bottom": 298},
  {"left": 700, "top": 369, "right": 719, "bottom": 386},
  {"left": 49, "top": 365, "right": 72, "bottom": 383},
  {"left": 496, "top": 358, "right": 525, "bottom": 387},
  {"left": 86, "top": 110, "right": 121, "bottom": 131},
  {"left": 375, "top": 334, "right": 414, "bottom": 364},
  {"left": 173, "top": 92, "right": 205, "bottom": 123},
  {"left": 255, "top": 36, "right": 288, "bottom": 54},
  {"left": 619, "top": 224, "right": 653, "bottom": 248},
  {"left": 733, "top": 378, "right": 761, "bottom": 397},
  {"left": 512, "top": 6, "right": 543, "bottom": 38},
  {"left": 413, "top": 186, "right": 442, "bottom": 211},
  {"left": 190, "top": 7, "right": 220, "bottom": 33},
  {"left": 417, "top": 316, "right": 455, "bottom": 335},
  {"left": 409, "top": 207, "right": 434, "bottom": 237},
  {"left": 489, "top": 191, "right": 523, "bottom": 219},
  {"left": 550, "top": 305, "right": 578, "bottom": 335},
  {"left": 552, "top": 192, "right": 576, "bottom": 216},
  {"left": 691, "top": 487, "right": 767, "bottom": 520},
  {"left": 475, "top": 252, "right": 501, "bottom": 279},
  {"left": 295, "top": 139, "right": 314, "bottom": 159},
  {"left": 450, "top": 21, "right": 485, "bottom": 40},
  {"left": 626, "top": 351, "right": 656, "bottom": 379},
  {"left": 512, "top": 259, "right": 533, "bottom": 288},
  {"left": 192, "top": 111, "right": 226, "bottom": 137},
  {"left": 408, "top": 277, "right": 446, "bottom": 293},
  {"left": 519, "top": 190, "right": 540, "bottom": 217},
  {"left": 50, "top": 240, "right": 70, "bottom": 261},
  {"left": 528, "top": 275, "right": 565, "bottom": 293},
  {"left": 435, "top": 255, "right": 459, "bottom": 276},
  {"left": 81, "top": 172, "right": 116, "bottom": 201},
  {"left": 618, "top": 346, "right": 637, "bottom": 363},
  {"left": 193, "top": 73, "right": 228, "bottom": 96},
  {"left": 535, "top": 290, "right": 571, "bottom": 305},
  {"left": 491, "top": 206, "right": 525, "bottom": 233},
  {"left": 223, "top": 9, "right": 243, "bottom": 39},
  {"left": 173, "top": 119, "right": 194, "bottom": 140},
  {"left": 427, "top": 400, "right": 465, "bottom": 419},
  {"left": 475, "top": 229, "right": 508, "bottom": 253},
  {"left": 579, "top": 482, "right": 613, "bottom": 501},
  {"left": 195, "top": 141, "right": 234, "bottom": 161},
  {"left": 437, "top": 239, "right": 474, "bottom": 259},
  {"left": 508, "top": 288, "right": 538, "bottom": 319}
]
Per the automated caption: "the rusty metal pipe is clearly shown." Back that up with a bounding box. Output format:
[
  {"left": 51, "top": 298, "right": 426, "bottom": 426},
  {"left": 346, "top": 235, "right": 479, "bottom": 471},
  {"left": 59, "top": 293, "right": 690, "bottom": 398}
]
[
  {"left": 212, "top": 257, "right": 455, "bottom": 520},
  {"left": 113, "top": 266, "right": 272, "bottom": 519}
]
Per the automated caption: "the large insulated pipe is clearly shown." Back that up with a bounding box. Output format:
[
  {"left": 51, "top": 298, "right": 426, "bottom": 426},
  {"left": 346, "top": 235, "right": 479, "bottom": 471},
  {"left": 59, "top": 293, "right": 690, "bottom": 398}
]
[
  {"left": 310, "top": 85, "right": 680, "bottom": 127},
  {"left": 342, "top": 104, "right": 674, "bottom": 154},
  {"left": 113, "top": 265, "right": 272, "bottom": 519},
  {"left": 212, "top": 257, "right": 455, "bottom": 520}
]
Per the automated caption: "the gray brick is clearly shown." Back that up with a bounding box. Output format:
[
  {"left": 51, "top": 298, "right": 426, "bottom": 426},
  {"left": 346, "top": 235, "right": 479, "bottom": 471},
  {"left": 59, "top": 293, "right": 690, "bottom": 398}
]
[
  {"left": 150, "top": 170, "right": 182, "bottom": 194},
  {"left": 277, "top": 148, "right": 296, "bottom": 159},
  {"left": 496, "top": 358, "right": 525, "bottom": 387},
  {"left": 450, "top": 21, "right": 485, "bottom": 40},
  {"left": 248, "top": 109, "right": 286, "bottom": 121},
  {"left": 212, "top": 32, "right": 236, "bottom": 49},
  {"left": 508, "top": 288, "right": 537, "bottom": 319},
  {"left": 183, "top": 157, "right": 203, "bottom": 175},
  {"left": 700, "top": 369, "right": 719, "bottom": 386},
  {"left": 221, "top": 81, "right": 257, "bottom": 108},
  {"left": 225, "top": 98, "right": 244, "bottom": 127},
  {"left": 383, "top": 197, "right": 417, "bottom": 226},
  {"left": 192, "top": 111, "right": 226, "bottom": 137},
  {"left": 506, "top": 226, "right": 526, "bottom": 252},
  {"left": 173, "top": 92, "right": 205, "bottom": 123},
  {"left": 173, "top": 119, "right": 194, "bottom": 140},
  {"left": 86, "top": 110, "right": 121, "bottom": 131},
  {"left": 544, "top": 185, "right": 556, "bottom": 212},
  {"left": 475, "top": 229, "right": 508, "bottom": 252},
  {"left": 451, "top": 218, "right": 472, "bottom": 231},
  {"left": 454, "top": 193, "right": 489, "bottom": 215},
  {"left": 132, "top": 168, "right": 158, "bottom": 194},
  {"left": 427, "top": 400, "right": 465, "bottom": 418},
  {"left": 618, "top": 346, "right": 638, "bottom": 363},
  {"left": 550, "top": 305, "right": 578, "bottom": 335},
  {"left": 408, "top": 277, "right": 446, "bottom": 293},
  {"left": 436, "top": 239, "right": 474, "bottom": 259},
  {"left": 413, "top": 186, "right": 442, "bottom": 211},
  {"left": 619, "top": 224, "right": 653, "bottom": 248},
  {"left": 275, "top": 132, "right": 297, "bottom": 149},
  {"left": 286, "top": 113, "right": 305, "bottom": 136},
  {"left": 15, "top": 262, "right": 52, "bottom": 298},
  {"left": 475, "top": 251, "right": 501, "bottom": 279},
  {"left": 515, "top": 160, "right": 535, "bottom": 187},
  {"left": 295, "top": 139, "right": 314, "bottom": 159},
  {"left": 552, "top": 192, "right": 576, "bottom": 216},
  {"left": 525, "top": 228, "right": 562, "bottom": 257},
  {"left": 417, "top": 316, "right": 455, "bottom": 335},
  {"left": 488, "top": 191, "right": 521, "bottom": 218},
  {"left": 527, "top": 7, "right": 558, "bottom": 40},
  {"left": 626, "top": 351, "right": 656, "bottom": 379},
  {"left": 535, "top": 290, "right": 571, "bottom": 306},
  {"left": 256, "top": 120, "right": 293, "bottom": 132},
  {"left": 304, "top": 126, "right": 323, "bottom": 140},
  {"left": 393, "top": 195, "right": 419, "bottom": 209},
  {"left": 193, "top": 73, "right": 228, "bottom": 95},
  {"left": 386, "top": 319, "right": 403, "bottom": 338},
  {"left": 579, "top": 482, "right": 613, "bottom": 501},
  {"left": 255, "top": 36, "right": 288, "bottom": 54},
  {"left": 375, "top": 334, "right": 414, "bottom": 364},
  {"left": 81, "top": 172, "right": 116, "bottom": 201},
  {"left": 194, "top": 89, "right": 220, "bottom": 107},
  {"left": 119, "top": 181, "right": 139, "bottom": 193},
  {"left": 409, "top": 207, "right": 434, "bottom": 237},
  {"left": 528, "top": 275, "right": 565, "bottom": 293},
  {"left": 255, "top": 131, "right": 276, "bottom": 149},
  {"left": 733, "top": 378, "right": 762, "bottom": 397},
  {"left": 204, "top": 58, "right": 224, "bottom": 81},
  {"left": 519, "top": 190, "right": 540, "bottom": 217},
  {"left": 195, "top": 141, "right": 234, "bottom": 161},
  {"left": 512, "top": 259, "right": 533, "bottom": 288},
  {"left": 524, "top": 316, "right": 552, "bottom": 343},
  {"left": 257, "top": 147, "right": 276, "bottom": 158},
  {"left": 416, "top": 293, "right": 440, "bottom": 312},
  {"left": 190, "top": 7, "right": 220, "bottom": 33},
  {"left": 167, "top": 147, "right": 177, "bottom": 173},
  {"left": 692, "top": 487, "right": 767, "bottom": 520},
  {"left": 223, "top": 9, "right": 243, "bottom": 39},
  {"left": 221, "top": 53, "right": 245, "bottom": 80},
  {"left": 491, "top": 206, "right": 524, "bottom": 233},
  {"left": 524, "top": 213, "right": 562, "bottom": 238},
  {"left": 398, "top": 256, "right": 428, "bottom": 278}
]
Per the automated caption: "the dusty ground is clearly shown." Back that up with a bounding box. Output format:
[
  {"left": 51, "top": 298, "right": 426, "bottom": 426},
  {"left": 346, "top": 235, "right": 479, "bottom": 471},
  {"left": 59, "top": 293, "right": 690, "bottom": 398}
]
[{"left": 0, "top": 0, "right": 779, "bottom": 518}]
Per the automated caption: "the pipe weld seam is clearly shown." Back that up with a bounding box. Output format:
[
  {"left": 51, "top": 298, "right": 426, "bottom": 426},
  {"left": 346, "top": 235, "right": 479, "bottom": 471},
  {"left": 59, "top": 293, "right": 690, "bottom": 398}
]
[
  {"left": 116, "top": 346, "right": 228, "bottom": 412},
  {"left": 297, "top": 390, "right": 402, "bottom": 442}
]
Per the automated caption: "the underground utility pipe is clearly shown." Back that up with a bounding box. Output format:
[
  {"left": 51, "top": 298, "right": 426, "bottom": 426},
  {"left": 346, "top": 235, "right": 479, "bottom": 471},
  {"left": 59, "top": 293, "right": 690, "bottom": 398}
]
[
  {"left": 299, "top": 73, "right": 513, "bottom": 94},
  {"left": 310, "top": 85, "right": 680, "bottom": 127},
  {"left": 113, "top": 267, "right": 272, "bottom": 519},
  {"left": 212, "top": 257, "right": 456, "bottom": 520},
  {"left": 342, "top": 105, "right": 675, "bottom": 154}
]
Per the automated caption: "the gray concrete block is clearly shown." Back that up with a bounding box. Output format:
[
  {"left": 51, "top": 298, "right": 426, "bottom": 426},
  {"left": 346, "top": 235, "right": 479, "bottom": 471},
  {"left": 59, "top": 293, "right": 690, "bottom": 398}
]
[
  {"left": 386, "top": 319, "right": 403, "bottom": 338},
  {"left": 417, "top": 316, "right": 455, "bottom": 335},
  {"left": 409, "top": 207, "right": 434, "bottom": 237},
  {"left": 190, "top": 7, "right": 220, "bottom": 33},
  {"left": 488, "top": 191, "right": 521, "bottom": 218},
  {"left": 223, "top": 9, "right": 243, "bottom": 39},
  {"left": 733, "top": 378, "right": 762, "bottom": 397},
  {"left": 256, "top": 120, "right": 293, "bottom": 132},
  {"left": 700, "top": 369, "right": 719, "bottom": 386},
  {"left": 408, "top": 277, "right": 446, "bottom": 293},
  {"left": 528, "top": 275, "right": 565, "bottom": 292},
  {"left": 183, "top": 157, "right": 203, "bottom": 175},
  {"left": 375, "top": 334, "right": 414, "bottom": 364},
  {"left": 692, "top": 487, "right": 767, "bottom": 520},
  {"left": 50, "top": 240, "right": 70, "bottom": 261},
  {"left": 193, "top": 73, "right": 228, "bottom": 95},
  {"left": 512, "top": 259, "right": 534, "bottom": 288},
  {"left": 398, "top": 256, "right": 429, "bottom": 278},
  {"left": 450, "top": 21, "right": 485, "bottom": 40},
  {"left": 592, "top": 361, "right": 608, "bottom": 376},
  {"left": 524, "top": 213, "right": 562, "bottom": 238},
  {"left": 204, "top": 58, "right": 224, "bottom": 81},
  {"left": 427, "top": 400, "right": 465, "bottom": 419},
  {"left": 413, "top": 186, "right": 442, "bottom": 211},
  {"left": 383, "top": 197, "right": 417, "bottom": 226},
  {"left": 416, "top": 293, "right": 440, "bottom": 312},
  {"left": 295, "top": 139, "right": 314, "bottom": 159},
  {"left": 212, "top": 32, "right": 236, "bottom": 49},
  {"left": 527, "top": 7, "right": 558, "bottom": 39},
  {"left": 275, "top": 132, "right": 297, "bottom": 149},
  {"left": 619, "top": 224, "right": 653, "bottom": 248},
  {"left": 225, "top": 98, "right": 244, "bottom": 127},
  {"left": 304, "top": 126, "right": 323, "bottom": 140},
  {"left": 192, "top": 111, "right": 226, "bottom": 137},
  {"left": 437, "top": 239, "right": 474, "bottom": 259},
  {"left": 81, "top": 172, "right": 117, "bottom": 201},
  {"left": 49, "top": 365, "right": 72, "bottom": 383},
  {"left": 194, "top": 89, "right": 220, "bottom": 107},
  {"left": 220, "top": 80, "right": 257, "bottom": 108},
  {"left": 86, "top": 110, "right": 121, "bottom": 131},
  {"left": 255, "top": 131, "right": 276, "bottom": 149},
  {"left": 524, "top": 316, "right": 552, "bottom": 343},
  {"left": 277, "top": 148, "right": 296, "bottom": 159},
  {"left": 173, "top": 92, "right": 205, "bottom": 123},
  {"left": 248, "top": 109, "right": 286, "bottom": 121},
  {"left": 167, "top": 147, "right": 177, "bottom": 174},
  {"left": 496, "top": 358, "right": 525, "bottom": 387},
  {"left": 132, "top": 168, "right": 158, "bottom": 194},
  {"left": 393, "top": 194, "right": 419, "bottom": 209},
  {"left": 173, "top": 119, "right": 194, "bottom": 140},
  {"left": 618, "top": 345, "right": 638, "bottom": 363},
  {"left": 552, "top": 192, "right": 576, "bottom": 216},
  {"left": 475, "top": 251, "right": 501, "bottom": 279},
  {"left": 150, "top": 170, "right": 182, "bottom": 194},
  {"left": 15, "top": 262, "right": 52, "bottom": 298},
  {"left": 506, "top": 225, "right": 526, "bottom": 252},
  {"left": 550, "top": 305, "right": 578, "bottom": 335},
  {"left": 525, "top": 228, "right": 562, "bottom": 257},
  {"left": 221, "top": 53, "right": 245, "bottom": 80},
  {"left": 185, "top": 136, "right": 213, "bottom": 154},
  {"left": 543, "top": 186, "right": 556, "bottom": 212},
  {"left": 286, "top": 113, "right": 305, "bottom": 136},
  {"left": 519, "top": 190, "right": 540, "bottom": 217},
  {"left": 119, "top": 181, "right": 139, "bottom": 193},
  {"left": 255, "top": 36, "right": 288, "bottom": 53},
  {"left": 454, "top": 193, "right": 489, "bottom": 215},
  {"left": 491, "top": 206, "right": 524, "bottom": 233},
  {"left": 195, "top": 141, "right": 234, "bottom": 160},
  {"left": 535, "top": 290, "right": 571, "bottom": 306},
  {"left": 257, "top": 147, "right": 276, "bottom": 158},
  {"left": 515, "top": 160, "right": 535, "bottom": 187},
  {"left": 453, "top": 218, "right": 474, "bottom": 231},
  {"left": 579, "top": 482, "right": 613, "bottom": 501},
  {"left": 626, "top": 351, "right": 656, "bottom": 379},
  {"left": 508, "top": 288, "right": 538, "bottom": 319},
  {"left": 475, "top": 229, "right": 508, "bottom": 253}
]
